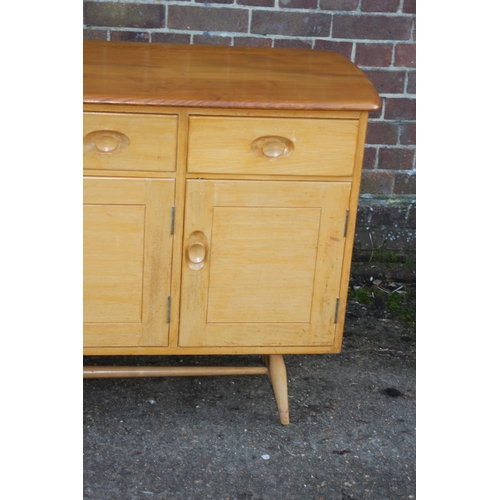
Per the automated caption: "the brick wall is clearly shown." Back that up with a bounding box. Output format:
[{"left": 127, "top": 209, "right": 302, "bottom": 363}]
[{"left": 84, "top": 0, "right": 416, "bottom": 261}]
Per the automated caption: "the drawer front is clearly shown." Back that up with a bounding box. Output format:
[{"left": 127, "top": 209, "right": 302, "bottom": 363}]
[
  {"left": 187, "top": 116, "right": 359, "bottom": 176},
  {"left": 84, "top": 112, "right": 178, "bottom": 172}
]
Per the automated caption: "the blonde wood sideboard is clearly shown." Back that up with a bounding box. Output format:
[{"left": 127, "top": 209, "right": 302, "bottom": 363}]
[{"left": 83, "top": 41, "right": 380, "bottom": 425}]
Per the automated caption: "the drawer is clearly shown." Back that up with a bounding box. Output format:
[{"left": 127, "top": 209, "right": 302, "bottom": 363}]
[
  {"left": 83, "top": 112, "right": 178, "bottom": 172},
  {"left": 187, "top": 116, "right": 359, "bottom": 176}
]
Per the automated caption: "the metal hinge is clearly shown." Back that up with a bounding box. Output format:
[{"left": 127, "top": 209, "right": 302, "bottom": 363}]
[
  {"left": 344, "top": 209, "right": 350, "bottom": 237},
  {"left": 334, "top": 298, "right": 340, "bottom": 324},
  {"left": 170, "top": 206, "right": 175, "bottom": 235},
  {"left": 167, "top": 296, "right": 171, "bottom": 323}
]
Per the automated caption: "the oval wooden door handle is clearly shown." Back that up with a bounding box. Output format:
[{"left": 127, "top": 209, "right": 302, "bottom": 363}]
[
  {"left": 84, "top": 130, "right": 130, "bottom": 154},
  {"left": 251, "top": 136, "right": 294, "bottom": 158},
  {"left": 186, "top": 231, "right": 208, "bottom": 270},
  {"left": 188, "top": 242, "right": 206, "bottom": 264}
]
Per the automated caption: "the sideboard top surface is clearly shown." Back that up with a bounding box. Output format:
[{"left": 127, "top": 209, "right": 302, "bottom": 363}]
[{"left": 83, "top": 41, "right": 380, "bottom": 111}]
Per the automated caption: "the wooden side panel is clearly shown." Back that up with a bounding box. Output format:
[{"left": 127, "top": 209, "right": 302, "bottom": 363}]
[
  {"left": 83, "top": 178, "right": 175, "bottom": 347},
  {"left": 83, "top": 113, "right": 178, "bottom": 172},
  {"left": 179, "top": 180, "right": 351, "bottom": 348},
  {"left": 187, "top": 117, "right": 358, "bottom": 176}
]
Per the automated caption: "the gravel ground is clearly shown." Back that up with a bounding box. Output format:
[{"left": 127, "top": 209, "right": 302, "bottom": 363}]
[{"left": 84, "top": 294, "right": 416, "bottom": 500}]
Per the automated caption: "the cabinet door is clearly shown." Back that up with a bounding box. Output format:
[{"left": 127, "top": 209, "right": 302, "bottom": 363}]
[
  {"left": 84, "top": 178, "right": 175, "bottom": 347},
  {"left": 179, "top": 180, "right": 351, "bottom": 348}
]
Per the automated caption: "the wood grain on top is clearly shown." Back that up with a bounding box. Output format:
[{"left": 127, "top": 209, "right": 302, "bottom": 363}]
[{"left": 83, "top": 41, "right": 380, "bottom": 111}]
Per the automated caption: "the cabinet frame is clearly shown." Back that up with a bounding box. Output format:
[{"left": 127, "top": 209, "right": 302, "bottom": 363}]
[{"left": 83, "top": 107, "right": 369, "bottom": 356}]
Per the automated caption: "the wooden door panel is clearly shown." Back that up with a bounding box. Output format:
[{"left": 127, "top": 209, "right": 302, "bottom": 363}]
[
  {"left": 208, "top": 207, "right": 321, "bottom": 323},
  {"left": 84, "top": 204, "right": 145, "bottom": 323},
  {"left": 179, "top": 180, "right": 351, "bottom": 348},
  {"left": 83, "top": 178, "right": 175, "bottom": 348}
]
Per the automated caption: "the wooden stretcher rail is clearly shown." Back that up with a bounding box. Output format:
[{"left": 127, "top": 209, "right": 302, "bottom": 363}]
[{"left": 83, "top": 365, "right": 269, "bottom": 378}]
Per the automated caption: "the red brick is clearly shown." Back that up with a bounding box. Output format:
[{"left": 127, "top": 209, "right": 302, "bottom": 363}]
[
  {"left": 394, "top": 43, "right": 416, "bottom": 67},
  {"left": 369, "top": 98, "right": 384, "bottom": 119},
  {"left": 362, "top": 69, "right": 406, "bottom": 94},
  {"left": 83, "top": 29, "right": 107, "bottom": 41},
  {"left": 168, "top": 6, "right": 248, "bottom": 32},
  {"left": 371, "top": 204, "right": 408, "bottom": 227},
  {"left": 378, "top": 147, "right": 414, "bottom": 170},
  {"left": 84, "top": 2, "right": 165, "bottom": 29},
  {"left": 394, "top": 172, "right": 416, "bottom": 194},
  {"left": 355, "top": 43, "right": 393, "bottom": 67},
  {"left": 361, "top": 0, "right": 399, "bottom": 12},
  {"left": 353, "top": 228, "right": 373, "bottom": 252},
  {"left": 407, "top": 203, "right": 416, "bottom": 228},
  {"left": 251, "top": 10, "right": 331, "bottom": 37},
  {"left": 407, "top": 71, "right": 416, "bottom": 94},
  {"left": 403, "top": 0, "right": 416, "bottom": 14},
  {"left": 366, "top": 121, "right": 398, "bottom": 145},
  {"left": 319, "top": 0, "right": 358, "bottom": 10},
  {"left": 274, "top": 38, "right": 313, "bottom": 49},
  {"left": 356, "top": 205, "right": 372, "bottom": 226},
  {"left": 332, "top": 14, "right": 413, "bottom": 40},
  {"left": 361, "top": 171, "right": 394, "bottom": 195},
  {"left": 381, "top": 229, "right": 416, "bottom": 251},
  {"left": 355, "top": 204, "right": 416, "bottom": 254},
  {"left": 195, "top": 0, "right": 234, "bottom": 3},
  {"left": 362, "top": 147, "right": 377, "bottom": 170},
  {"left": 279, "top": 0, "right": 317, "bottom": 9},
  {"left": 385, "top": 98, "right": 416, "bottom": 120},
  {"left": 355, "top": 227, "right": 417, "bottom": 254},
  {"left": 237, "top": 0, "right": 273, "bottom": 5},
  {"left": 314, "top": 40, "right": 353, "bottom": 60},
  {"left": 353, "top": 228, "right": 381, "bottom": 253},
  {"left": 234, "top": 36, "right": 273, "bottom": 47},
  {"left": 152, "top": 33, "right": 191, "bottom": 44},
  {"left": 400, "top": 122, "right": 416, "bottom": 145},
  {"left": 193, "top": 34, "right": 232, "bottom": 45},
  {"left": 110, "top": 31, "right": 150, "bottom": 42}
]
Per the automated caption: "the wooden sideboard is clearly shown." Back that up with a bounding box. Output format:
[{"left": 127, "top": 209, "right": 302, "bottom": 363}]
[{"left": 83, "top": 41, "right": 380, "bottom": 425}]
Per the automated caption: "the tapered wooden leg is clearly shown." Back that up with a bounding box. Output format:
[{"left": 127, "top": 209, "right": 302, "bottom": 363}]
[{"left": 264, "top": 354, "right": 290, "bottom": 425}]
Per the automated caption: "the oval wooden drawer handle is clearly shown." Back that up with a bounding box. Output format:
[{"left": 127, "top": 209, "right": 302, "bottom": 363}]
[
  {"left": 84, "top": 130, "right": 130, "bottom": 154},
  {"left": 251, "top": 136, "right": 294, "bottom": 158},
  {"left": 186, "top": 231, "right": 208, "bottom": 270}
]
